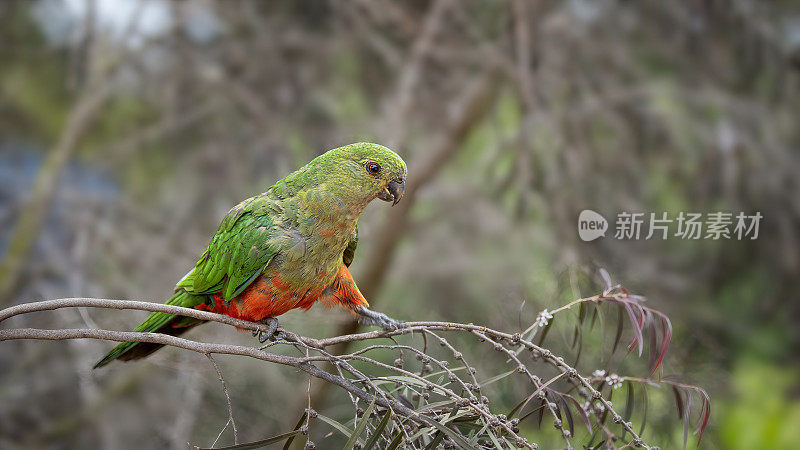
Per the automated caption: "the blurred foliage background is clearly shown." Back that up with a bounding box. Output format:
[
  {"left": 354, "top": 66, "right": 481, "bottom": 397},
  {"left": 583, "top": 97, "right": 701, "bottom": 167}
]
[{"left": 1, "top": 0, "right": 799, "bottom": 448}]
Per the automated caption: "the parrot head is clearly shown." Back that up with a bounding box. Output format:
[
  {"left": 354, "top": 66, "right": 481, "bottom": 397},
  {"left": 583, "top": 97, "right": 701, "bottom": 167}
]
[{"left": 315, "top": 142, "right": 408, "bottom": 208}]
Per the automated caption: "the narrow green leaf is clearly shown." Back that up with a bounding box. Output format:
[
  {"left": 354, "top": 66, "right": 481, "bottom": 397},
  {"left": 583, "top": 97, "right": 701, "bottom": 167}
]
[
  {"left": 423, "top": 432, "right": 444, "bottom": 450},
  {"left": 487, "top": 429, "right": 504, "bottom": 449},
  {"left": 386, "top": 431, "right": 404, "bottom": 450},
  {"left": 621, "top": 382, "right": 634, "bottom": 441},
  {"left": 344, "top": 397, "right": 376, "bottom": 450},
  {"left": 479, "top": 368, "right": 517, "bottom": 388},
  {"left": 589, "top": 302, "right": 600, "bottom": 331},
  {"left": 469, "top": 421, "right": 490, "bottom": 446},
  {"left": 418, "top": 399, "right": 456, "bottom": 412},
  {"left": 421, "top": 417, "right": 478, "bottom": 450},
  {"left": 638, "top": 384, "right": 648, "bottom": 436},
  {"left": 316, "top": 414, "right": 354, "bottom": 439},
  {"left": 282, "top": 412, "right": 308, "bottom": 450},
  {"left": 205, "top": 429, "right": 301, "bottom": 450},
  {"left": 611, "top": 306, "right": 624, "bottom": 355},
  {"left": 363, "top": 409, "right": 392, "bottom": 450}
]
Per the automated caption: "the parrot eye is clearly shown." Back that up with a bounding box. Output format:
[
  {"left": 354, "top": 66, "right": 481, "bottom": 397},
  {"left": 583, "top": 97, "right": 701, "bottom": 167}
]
[{"left": 365, "top": 162, "right": 381, "bottom": 175}]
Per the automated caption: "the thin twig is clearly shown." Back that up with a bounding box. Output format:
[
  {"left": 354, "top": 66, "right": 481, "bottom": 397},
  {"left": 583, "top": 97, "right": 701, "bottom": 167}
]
[{"left": 207, "top": 354, "right": 238, "bottom": 446}]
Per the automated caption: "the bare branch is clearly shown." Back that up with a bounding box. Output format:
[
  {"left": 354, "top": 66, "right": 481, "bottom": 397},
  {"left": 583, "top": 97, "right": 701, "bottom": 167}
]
[
  {"left": 207, "top": 354, "right": 238, "bottom": 446},
  {"left": 0, "top": 292, "right": 700, "bottom": 449}
]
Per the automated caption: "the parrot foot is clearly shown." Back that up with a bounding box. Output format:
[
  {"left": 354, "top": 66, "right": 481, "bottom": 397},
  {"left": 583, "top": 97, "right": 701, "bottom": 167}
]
[
  {"left": 356, "top": 306, "right": 403, "bottom": 331},
  {"left": 252, "top": 317, "right": 285, "bottom": 343}
]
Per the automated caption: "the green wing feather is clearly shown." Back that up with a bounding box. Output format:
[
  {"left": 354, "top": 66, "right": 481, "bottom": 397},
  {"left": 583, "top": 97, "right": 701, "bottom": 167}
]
[
  {"left": 94, "top": 195, "right": 282, "bottom": 368},
  {"left": 187, "top": 195, "right": 280, "bottom": 300},
  {"left": 343, "top": 225, "right": 358, "bottom": 267}
]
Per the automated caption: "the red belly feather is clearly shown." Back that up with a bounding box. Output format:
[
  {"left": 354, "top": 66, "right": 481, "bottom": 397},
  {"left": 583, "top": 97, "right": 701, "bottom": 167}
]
[{"left": 194, "top": 264, "right": 368, "bottom": 323}]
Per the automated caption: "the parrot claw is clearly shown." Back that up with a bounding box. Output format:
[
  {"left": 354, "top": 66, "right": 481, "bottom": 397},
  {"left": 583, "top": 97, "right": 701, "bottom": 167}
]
[
  {"left": 254, "top": 317, "right": 284, "bottom": 343},
  {"left": 356, "top": 306, "right": 404, "bottom": 331}
]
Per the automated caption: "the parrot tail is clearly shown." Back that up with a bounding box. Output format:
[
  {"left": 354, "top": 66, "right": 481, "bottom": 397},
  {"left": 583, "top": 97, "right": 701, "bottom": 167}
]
[{"left": 93, "top": 291, "right": 208, "bottom": 368}]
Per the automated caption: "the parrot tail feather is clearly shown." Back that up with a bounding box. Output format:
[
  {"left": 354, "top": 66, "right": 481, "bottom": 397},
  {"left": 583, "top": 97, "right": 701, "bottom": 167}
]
[{"left": 93, "top": 291, "right": 207, "bottom": 368}]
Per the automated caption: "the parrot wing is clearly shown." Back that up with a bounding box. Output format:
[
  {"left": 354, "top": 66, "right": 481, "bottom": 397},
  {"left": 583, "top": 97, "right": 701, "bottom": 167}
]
[
  {"left": 183, "top": 195, "right": 281, "bottom": 301},
  {"left": 343, "top": 224, "right": 358, "bottom": 267}
]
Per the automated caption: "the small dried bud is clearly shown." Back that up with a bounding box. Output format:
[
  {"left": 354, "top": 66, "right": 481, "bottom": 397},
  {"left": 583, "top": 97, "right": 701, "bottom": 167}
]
[
  {"left": 448, "top": 374, "right": 458, "bottom": 382},
  {"left": 512, "top": 333, "right": 521, "bottom": 343},
  {"left": 518, "top": 366, "right": 527, "bottom": 374},
  {"left": 494, "top": 344, "right": 503, "bottom": 351},
  {"left": 304, "top": 442, "right": 315, "bottom": 450},
  {"left": 440, "top": 361, "right": 449, "bottom": 368},
  {"left": 393, "top": 358, "right": 403, "bottom": 368},
  {"left": 553, "top": 418, "right": 562, "bottom": 428},
  {"left": 453, "top": 352, "right": 463, "bottom": 360},
  {"left": 306, "top": 408, "right": 318, "bottom": 419},
  {"left": 481, "top": 396, "right": 489, "bottom": 404},
  {"left": 356, "top": 407, "right": 364, "bottom": 417},
  {"left": 633, "top": 438, "right": 644, "bottom": 447},
  {"left": 300, "top": 425, "right": 309, "bottom": 435},
  {"left": 416, "top": 354, "right": 423, "bottom": 361},
  {"left": 469, "top": 367, "right": 477, "bottom": 374},
  {"left": 511, "top": 418, "right": 520, "bottom": 426},
  {"left": 422, "top": 392, "right": 430, "bottom": 400}
]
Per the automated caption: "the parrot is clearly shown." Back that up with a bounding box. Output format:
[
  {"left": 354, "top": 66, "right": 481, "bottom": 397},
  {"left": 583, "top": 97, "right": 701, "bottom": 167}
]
[{"left": 94, "top": 142, "right": 407, "bottom": 368}]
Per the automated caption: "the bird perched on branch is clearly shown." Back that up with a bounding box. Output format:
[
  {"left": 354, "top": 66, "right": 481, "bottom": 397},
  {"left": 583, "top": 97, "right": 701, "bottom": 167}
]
[{"left": 95, "top": 143, "right": 407, "bottom": 368}]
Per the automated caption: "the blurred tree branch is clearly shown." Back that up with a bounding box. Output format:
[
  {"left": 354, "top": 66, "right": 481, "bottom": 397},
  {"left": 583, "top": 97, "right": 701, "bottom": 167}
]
[
  {"left": 0, "top": 1, "right": 150, "bottom": 305},
  {"left": 0, "top": 79, "right": 114, "bottom": 304}
]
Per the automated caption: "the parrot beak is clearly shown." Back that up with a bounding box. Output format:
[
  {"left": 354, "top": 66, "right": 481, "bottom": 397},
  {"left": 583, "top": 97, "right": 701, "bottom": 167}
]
[{"left": 377, "top": 176, "right": 406, "bottom": 206}]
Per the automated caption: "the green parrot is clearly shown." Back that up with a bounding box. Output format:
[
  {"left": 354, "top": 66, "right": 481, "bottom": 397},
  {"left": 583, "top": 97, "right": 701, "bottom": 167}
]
[{"left": 94, "top": 143, "right": 407, "bottom": 368}]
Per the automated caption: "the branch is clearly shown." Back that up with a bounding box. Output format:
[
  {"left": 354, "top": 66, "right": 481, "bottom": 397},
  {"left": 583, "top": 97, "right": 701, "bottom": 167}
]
[
  {"left": 0, "top": 298, "right": 319, "bottom": 348},
  {"left": 207, "top": 354, "right": 238, "bottom": 446},
  {"left": 0, "top": 294, "right": 700, "bottom": 449}
]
